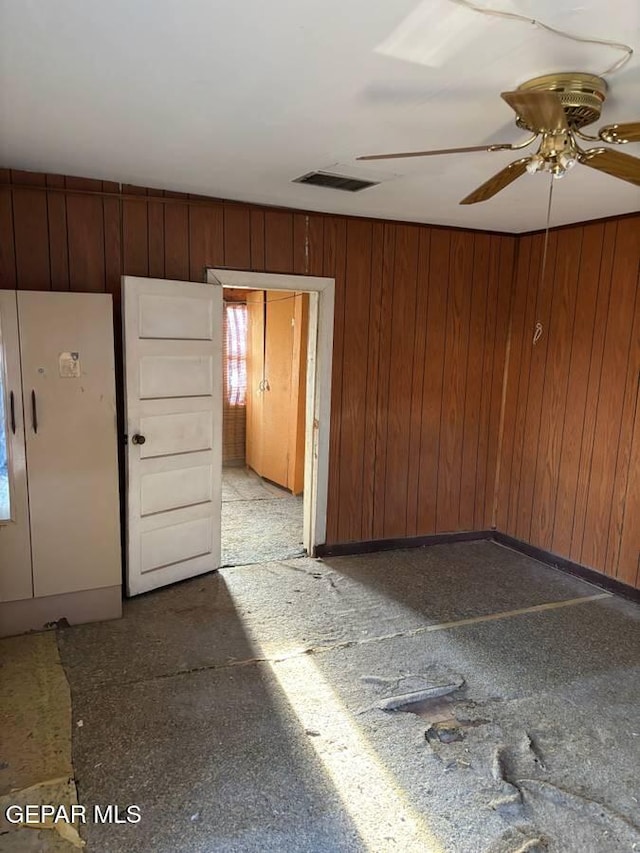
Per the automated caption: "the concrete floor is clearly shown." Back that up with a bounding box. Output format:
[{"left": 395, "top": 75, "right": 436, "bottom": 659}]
[
  {"left": 53, "top": 541, "right": 640, "bottom": 852},
  {"left": 221, "top": 467, "right": 304, "bottom": 567}
]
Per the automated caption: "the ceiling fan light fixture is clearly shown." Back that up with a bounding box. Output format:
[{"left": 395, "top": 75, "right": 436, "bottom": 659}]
[
  {"left": 525, "top": 155, "right": 545, "bottom": 175},
  {"left": 558, "top": 152, "right": 577, "bottom": 170}
]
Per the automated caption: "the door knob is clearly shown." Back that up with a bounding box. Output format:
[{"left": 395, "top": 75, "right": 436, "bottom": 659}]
[{"left": 132, "top": 434, "right": 146, "bottom": 445}]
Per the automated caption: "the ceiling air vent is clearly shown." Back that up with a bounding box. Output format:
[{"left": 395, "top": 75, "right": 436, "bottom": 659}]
[{"left": 293, "top": 171, "right": 379, "bottom": 192}]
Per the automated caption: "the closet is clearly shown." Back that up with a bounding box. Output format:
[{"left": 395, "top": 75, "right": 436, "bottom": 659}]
[
  {"left": 0, "top": 291, "right": 121, "bottom": 637},
  {"left": 245, "top": 290, "right": 308, "bottom": 494}
]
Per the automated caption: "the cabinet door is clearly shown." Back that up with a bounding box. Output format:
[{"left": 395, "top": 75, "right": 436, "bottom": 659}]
[
  {"left": 0, "top": 292, "right": 32, "bottom": 602},
  {"left": 18, "top": 292, "right": 121, "bottom": 598},
  {"left": 245, "top": 290, "right": 265, "bottom": 475},
  {"left": 261, "top": 290, "right": 294, "bottom": 488}
]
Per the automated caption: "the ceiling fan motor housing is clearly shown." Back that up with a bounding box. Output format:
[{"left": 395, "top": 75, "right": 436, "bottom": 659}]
[{"left": 516, "top": 72, "right": 608, "bottom": 130}]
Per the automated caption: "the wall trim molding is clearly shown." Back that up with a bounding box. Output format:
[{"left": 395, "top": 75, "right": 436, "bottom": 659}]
[
  {"left": 492, "top": 532, "right": 640, "bottom": 603},
  {"left": 316, "top": 529, "right": 640, "bottom": 602},
  {"left": 315, "top": 529, "right": 493, "bottom": 557}
]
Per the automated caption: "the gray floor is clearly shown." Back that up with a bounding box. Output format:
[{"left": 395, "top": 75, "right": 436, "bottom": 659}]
[
  {"left": 221, "top": 467, "right": 304, "bottom": 567},
  {"left": 57, "top": 541, "right": 640, "bottom": 852}
]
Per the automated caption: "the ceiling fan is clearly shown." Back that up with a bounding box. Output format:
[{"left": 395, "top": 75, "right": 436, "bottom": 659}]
[{"left": 358, "top": 73, "right": 640, "bottom": 204}]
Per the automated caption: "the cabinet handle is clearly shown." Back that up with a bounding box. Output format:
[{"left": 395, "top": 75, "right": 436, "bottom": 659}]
[
  {"left": 31, "top": 390, "right": 38, "bottom": 434},
  {"left": 9, "top": 391, "right": 15, "bottom": 434}
]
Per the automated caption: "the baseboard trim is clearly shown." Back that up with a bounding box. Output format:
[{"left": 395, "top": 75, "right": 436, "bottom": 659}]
[
  {"left": 314, "top": 529, "right": 493, "bottom": 558},
  {"left": 492, "top": 532, "right": 640, "bottom": 603},
  {"left": 0, "top": 585, "right": 122, "bottom": 638},
  {"left": 315, "top": 529, "right": 639, "bottom": 602}
]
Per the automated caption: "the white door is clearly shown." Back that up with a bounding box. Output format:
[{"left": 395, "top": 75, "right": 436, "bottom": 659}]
[{"left": 123, "top": 277, "right": 222, "bottom": 596}]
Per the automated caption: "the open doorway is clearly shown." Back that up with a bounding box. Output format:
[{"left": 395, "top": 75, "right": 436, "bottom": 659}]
[
  {"left": 208, "top": 268, "right": 335, "bottom": 567},
  {"left": 221, "top": 287, "right": 308, "bottom": 566}
]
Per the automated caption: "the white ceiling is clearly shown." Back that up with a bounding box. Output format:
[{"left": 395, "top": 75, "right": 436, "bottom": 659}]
[{"left": 1, "top": 0, "right": 639, "bottom": 232}]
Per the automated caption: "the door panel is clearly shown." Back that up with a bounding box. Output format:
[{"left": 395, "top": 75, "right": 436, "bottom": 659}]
[
  {"left": 139, "top": 354, "right": 213, "bottom": 399},
  {"left": 17, "top": 292, "right": 120, "bottom": 599},
  {"left": 0, "top": 292, "right": 32, "bottom": 602},
  {"left": 124, "top": 277, "right": 222, "bottom": 596},
  {"left": 140, "top": 459, "right": 212, "bottom": 516},
  {"left": 139, "top": 407, "right": 213, "bottom": 458},
  {"left": 138, "top": 293, "right": 214, "bottom": 339}
]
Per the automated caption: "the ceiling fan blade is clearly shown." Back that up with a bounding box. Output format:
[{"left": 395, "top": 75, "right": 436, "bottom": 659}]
[
  {"left": 598, "top": 122, "right": 640, "bottom": 144},
  {"left": 578, "top": 147, "right": 640, "bottom": 187},
  {"left": 459, "top": 158, "right": 530, "bottom": 205},
  {"left": 501, "top": 90, "right": 568, "bottom": 133},
  {"left": 357, "top": 143, "right": 512, "bottom": 161}
]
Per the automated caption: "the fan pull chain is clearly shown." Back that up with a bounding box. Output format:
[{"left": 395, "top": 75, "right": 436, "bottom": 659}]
[{"left": 533, "top": 172, "right": 555, "bottom": 346}]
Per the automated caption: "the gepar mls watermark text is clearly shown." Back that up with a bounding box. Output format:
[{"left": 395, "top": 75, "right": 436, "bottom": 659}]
[{"left": 5, "top": 804, "right": 141, "bottom": 825}]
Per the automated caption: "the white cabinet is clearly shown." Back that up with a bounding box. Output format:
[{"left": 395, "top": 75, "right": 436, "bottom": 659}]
[{"left": 0, "top": 291, "right": 121, "bottom": 637}]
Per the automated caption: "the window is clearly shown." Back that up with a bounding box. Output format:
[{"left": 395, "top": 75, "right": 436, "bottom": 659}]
[{"left": 224, "top": 303, "right": 248, "bottom": 406}]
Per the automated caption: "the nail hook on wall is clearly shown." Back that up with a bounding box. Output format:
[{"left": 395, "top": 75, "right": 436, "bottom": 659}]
[{"left": 533, "top": 322, "right": 543, "bottom": 345}]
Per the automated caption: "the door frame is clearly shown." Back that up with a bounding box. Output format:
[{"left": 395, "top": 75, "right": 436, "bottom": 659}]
[{"left": 207, "top": 269, "right": 334, "bottom": 554}]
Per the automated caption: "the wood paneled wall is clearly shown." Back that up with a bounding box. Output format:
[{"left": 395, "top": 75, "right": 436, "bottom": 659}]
[
  {"left": 496, "top": 216, "right": 640, "bottom": 589},
  {"left": 2, "top": 168, "right": 637, "bottom": 589},
  {"left": 0, "top": 168, "right": 514, "bottom": 550}
]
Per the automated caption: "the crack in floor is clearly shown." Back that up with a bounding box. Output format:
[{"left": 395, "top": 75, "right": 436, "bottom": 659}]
[{"left": 65, "top": 592, "right": 610, "bottom": 695}]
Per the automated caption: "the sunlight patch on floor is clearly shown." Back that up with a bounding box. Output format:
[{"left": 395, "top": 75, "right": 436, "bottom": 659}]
[{"left": 270, "top": 653, "right": 443, "bottom": 853}]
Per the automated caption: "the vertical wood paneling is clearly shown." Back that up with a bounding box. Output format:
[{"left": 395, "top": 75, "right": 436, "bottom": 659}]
[
  {"left": 514, "top": 232, "right": 558, "bottom": 540},
  {"left": 550, "top": 223, "right": 604, "bottom": 556},
  {"left": 66, "top": 192, "right": 106, "bottom": 292},
  {"left": 569, "top": 222, "right": 617, "bottom": 561},
  {"left": 360, "top": 222, "right": 384, "bottom": 541},
  {"left": 250, "top": 210, "right": 265, "bottom": 271},
  {"left": 495, "top": 235, "right": 530, "bottom": 532},
  {"left": 581, "top": 218, "right": 639, "bottom": 572},
  {"left": 529, "top": 227, "right": 582, "bottom": 549},
  {"left": 5, "top": 168, "right": 639, "bottom": 589},
  {"left": 0, "top": 170, "right": 16, "bottom": 290},
  {"left": 437, "top": 230, "right": 473, "bottom": 532},
  {"left": 372, "top": 224, "right": 395, "bottom": 539},
  {"left": 337, "top": 219, "right": 372, "bottom": 542},
  {"left": 499, "top": 215, "right": 640, "bottom": 590},
  {"left": 224, "top": 205, "right": 251, "bottom": 270},
  {"left": 12, "top": 180, "right": 50, "bottom": 290},
  {"left": 485, "top": 236, "right": 515, "bottom": 528},
  {"left": 264, "top": 210, "right": 293, "bottom": 273},
  {"left": 475, "top": 235, "right": 502, "bottom": 529},
  {"left": 293, "top": 214, "right": 324, "bottom": 276},
  {"left": 406, "top": 228, "right": 430, "bottom": 536},
  {"left": 46, "top": 174, "right": 69, "bottom": 291},
  {"left": 617, "top": 388, "right": 640, "bottom": 585},
  {"left": 459, "top": 233, "right": 489, "bottom": 530},
  {"left": 189, "top": 203, "right": 224, "bottom": 281},
  {"left": 384, "top": 225, "right": 420, "bottom": 538},
  {"left": 415, "top": 229, "right": 449, "bottom": 535},
  {"left": 103, "top": 193, "right": 122, "bottom": 299},
  {"left": 148, "top": 189, "right": 165, "bottom": 279},
  {"left": 606, "top": 286, "right": 640, "bottom": 576},
  {"left": 122, "top": 186, "right": 148, "bottom": 277},
  {"left": 164, "top": 199, "right": 189, "bottom": 280}
]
